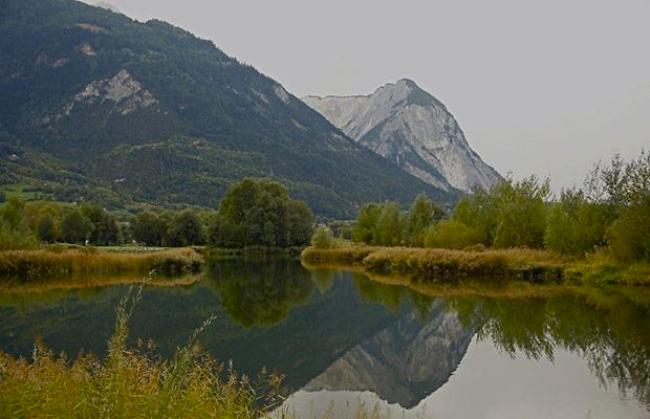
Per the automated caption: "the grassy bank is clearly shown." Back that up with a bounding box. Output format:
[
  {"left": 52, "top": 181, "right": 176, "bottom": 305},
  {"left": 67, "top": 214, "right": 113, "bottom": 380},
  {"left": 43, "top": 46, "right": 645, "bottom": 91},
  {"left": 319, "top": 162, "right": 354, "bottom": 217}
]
[
  {"left": 301, "top": 245, "right": 650, "bottom": 285},
  {"left": 0, "top": 247, "right": 203, "bottom": 279}
]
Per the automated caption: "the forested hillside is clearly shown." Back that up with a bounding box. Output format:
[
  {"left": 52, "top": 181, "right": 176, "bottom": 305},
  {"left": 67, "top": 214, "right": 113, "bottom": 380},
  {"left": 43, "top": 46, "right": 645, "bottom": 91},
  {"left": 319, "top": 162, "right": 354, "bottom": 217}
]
[{"left": 0, "top": 0, "right": 457, "bottom": 217}]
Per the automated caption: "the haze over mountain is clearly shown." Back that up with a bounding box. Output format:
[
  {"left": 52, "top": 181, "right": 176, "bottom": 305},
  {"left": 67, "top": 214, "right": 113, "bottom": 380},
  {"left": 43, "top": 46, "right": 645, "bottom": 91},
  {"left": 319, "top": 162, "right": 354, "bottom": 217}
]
[
  {"left": 304, "top": 80, "right": 502, "bottom": 192},
  {"left": 0, "top": 0, "right": 456, "bottom": 217}
]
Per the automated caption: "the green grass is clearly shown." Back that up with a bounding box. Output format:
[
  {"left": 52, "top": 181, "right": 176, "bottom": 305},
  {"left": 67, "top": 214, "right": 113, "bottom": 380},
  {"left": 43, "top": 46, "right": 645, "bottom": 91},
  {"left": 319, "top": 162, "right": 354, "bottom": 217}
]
[
  {"left": 302, "top": 245, "right": 650, "bottom": 285},
  {"left": 1, "top": 183, "right": 53, "bottom": 202}
]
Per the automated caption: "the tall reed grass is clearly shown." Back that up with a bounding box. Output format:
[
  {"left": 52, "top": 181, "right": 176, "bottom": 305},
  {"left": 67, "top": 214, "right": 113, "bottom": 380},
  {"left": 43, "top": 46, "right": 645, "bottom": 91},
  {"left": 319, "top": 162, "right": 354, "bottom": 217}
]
[
  {"left": 302, "top": 245, "right": 568, "bottom": 283},
  {"left": 0, "top": 284, "right": 283, "bottom": 419},
  {"left": 0, "top": 247, "right": 203, "bottom": 280},
  {"left": 303, "top": 245, "right": 650, "bottom": 285}
]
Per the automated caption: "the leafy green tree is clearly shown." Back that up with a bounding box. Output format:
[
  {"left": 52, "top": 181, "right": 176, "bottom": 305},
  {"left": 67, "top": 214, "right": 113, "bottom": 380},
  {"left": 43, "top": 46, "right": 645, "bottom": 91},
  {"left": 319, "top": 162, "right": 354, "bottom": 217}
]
[
  {"left": 210, "top": 178, "right": 314, "bottom": 248},
  {"left": 351, "top": 203, "right": 381, "bottom": 244},
  {"left": 544, "top": 189, "right": 610, "bottom": 255},
  {"left": 0, "top": 190, "right": 5, "bottom": 203},
  {"left": 81, "top": 204, "right": 119, "bottom": 245},
  {"left": 38, "top": 214, "right": 58, "bottom": 243},
  {"left": 168, "top": 211, "right": 205, "bottom": 246},
  {"left": 454, "top": 177, "right": 550, "bottom": 249},
  {"left": 453, "top": 189, "right": 496, "bottom": 245},
  {"left": 407, "top": 193, "right": 445, "bottom": 246},
  {"left": 61, "top": 209, "right": 93, "bottom": 244},
  {"left": 311, "top": 226, "right": 335, "bottom": 249},
  {"left": 130, "top": 212, "right": 167, "bottom": 246},
  {"left": 373, "top": 202, "right": 402, "bottom": 246},
  {"left": 285, "top": 201, "right": 314, "bottom": 246},
  {"left": 607, "top": 196, "right": 650, "bottom": 262}
]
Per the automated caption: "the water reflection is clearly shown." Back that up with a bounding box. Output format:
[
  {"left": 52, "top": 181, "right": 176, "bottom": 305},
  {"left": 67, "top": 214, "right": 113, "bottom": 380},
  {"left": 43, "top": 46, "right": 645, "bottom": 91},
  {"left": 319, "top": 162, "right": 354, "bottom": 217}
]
[{"left": 0, "top": 260, "right": 649, "bottom": 417}]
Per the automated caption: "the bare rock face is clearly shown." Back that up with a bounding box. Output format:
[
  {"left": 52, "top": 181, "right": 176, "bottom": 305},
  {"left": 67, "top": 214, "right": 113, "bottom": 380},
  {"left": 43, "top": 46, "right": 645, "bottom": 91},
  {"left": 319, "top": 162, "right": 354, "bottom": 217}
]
[
  {"left": 62, "top": 70, "right": 158, "bottom": 118},
  {"left": 303, "top": 302, "right": 474, "bottom": 408},
  {"left": 303, "top": 80, "right": 502, "bottom": 192}
]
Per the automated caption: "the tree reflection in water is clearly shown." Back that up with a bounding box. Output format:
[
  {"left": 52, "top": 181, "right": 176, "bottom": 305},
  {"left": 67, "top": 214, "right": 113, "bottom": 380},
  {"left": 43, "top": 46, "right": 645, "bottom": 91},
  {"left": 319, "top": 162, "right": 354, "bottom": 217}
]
[
  {"left": 446, "top": 287, "right": 650, "bottom": 405},
  {"left": 205, "top": 259, "right": 315, "bottom": 328}
]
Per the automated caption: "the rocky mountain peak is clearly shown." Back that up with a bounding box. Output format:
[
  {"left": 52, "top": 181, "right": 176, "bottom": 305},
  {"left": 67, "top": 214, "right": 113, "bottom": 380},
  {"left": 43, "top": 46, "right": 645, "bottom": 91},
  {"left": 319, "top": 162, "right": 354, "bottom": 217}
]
[{"left": 303, "top": 80, "right": 502, "bottom": 192}]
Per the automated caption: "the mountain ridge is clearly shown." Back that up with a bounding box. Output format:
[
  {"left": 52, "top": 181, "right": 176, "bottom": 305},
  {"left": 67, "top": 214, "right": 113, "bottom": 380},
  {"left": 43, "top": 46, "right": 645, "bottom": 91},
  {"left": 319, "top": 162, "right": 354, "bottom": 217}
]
[{"left": 0, "top": 0, "right": 457, "bottom": 217}]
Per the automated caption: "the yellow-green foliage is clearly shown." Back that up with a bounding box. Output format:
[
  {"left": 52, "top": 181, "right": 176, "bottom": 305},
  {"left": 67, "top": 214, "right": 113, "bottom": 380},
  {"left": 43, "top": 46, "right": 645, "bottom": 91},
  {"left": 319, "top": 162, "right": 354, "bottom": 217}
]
[
  {"left": 422, "top": 220, "right": 482, "bottom": 249},
  {"left": 0, "top": 247, "right": 203, "bottom": 279},
  {"left": 0, "top": 289, "right": 281, "bottom": 419},
  {"left": 566, "top": 250, "right": 650, "bottom": 286}
]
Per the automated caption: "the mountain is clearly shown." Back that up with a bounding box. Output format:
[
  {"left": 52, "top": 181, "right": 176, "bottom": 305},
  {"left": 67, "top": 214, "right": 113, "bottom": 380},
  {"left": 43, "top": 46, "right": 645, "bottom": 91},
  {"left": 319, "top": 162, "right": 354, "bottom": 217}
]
[
  {"left": 303, "top": 302, "right": 473, "bottom": 408},
  {"left": 0, "top": 0, "right": 457, "bottom": 217},
  {"left": 303, "top": 79, "right": 502, "bottom": 192}
]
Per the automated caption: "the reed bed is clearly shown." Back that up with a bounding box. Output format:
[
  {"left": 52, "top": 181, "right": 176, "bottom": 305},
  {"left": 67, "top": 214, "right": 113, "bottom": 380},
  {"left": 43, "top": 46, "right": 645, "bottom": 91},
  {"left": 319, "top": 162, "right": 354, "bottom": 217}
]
[
  {"left": 0, "top": 247, "right": 203, "bottom": 280},
  {"left": 303, "top": 245, "right": 650, "bottom": 285},
  {"left": 302, "top": 245, "right": 569, "bottom": 283}
]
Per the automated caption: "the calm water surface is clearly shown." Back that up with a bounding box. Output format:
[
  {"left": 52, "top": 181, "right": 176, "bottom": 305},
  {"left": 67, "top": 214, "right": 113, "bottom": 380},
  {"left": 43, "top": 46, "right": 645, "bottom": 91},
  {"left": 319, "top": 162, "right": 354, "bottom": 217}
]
[{"left": 1, "top": 259, "right": 649, "bottom": 418}]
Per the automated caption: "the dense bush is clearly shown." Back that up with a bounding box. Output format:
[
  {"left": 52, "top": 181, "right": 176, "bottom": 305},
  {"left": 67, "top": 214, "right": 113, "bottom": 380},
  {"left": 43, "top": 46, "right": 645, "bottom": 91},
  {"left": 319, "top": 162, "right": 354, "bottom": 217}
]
[
  {"left": 311, "top": 226, "right": 336, "bottom": 249},
  {"left": 422, "top": 220, "right": 482, "bottom": 249},
  {"left": 544, "top": 189, "right": 611, "bottom": 255}
]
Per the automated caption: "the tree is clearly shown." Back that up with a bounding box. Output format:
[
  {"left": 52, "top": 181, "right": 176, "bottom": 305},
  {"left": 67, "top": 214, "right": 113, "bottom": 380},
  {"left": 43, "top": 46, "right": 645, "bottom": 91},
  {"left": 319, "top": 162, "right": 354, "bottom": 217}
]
[
  {"left": 544, "top": 189, "right": 610, "bottom": 255},
  {"left": 61, "top": 209, "right": 93, "bottom": 244},
  {"left": 607, "top": 196, "right": 650, "bottom": 262},
  {"left": 311, "top": 226, "right": 335, "bottom": 249},
  {"left": 407, "top": 193, "right": 445, "bottom": 246},
  {"left": 130, "top": 212, "right": 167, "bottom": 246},
  {"left": 210, "top": 178, "right": 314, "bottom": 248},
  {"left": 285, "top": 200, "right": 315, "bottom": 246},
  {"left": 373, "top": 202, "right": 402, "bottom": 246},
  {"left": 38, "top": 214, "right": 58, "bottom": 243},
  {"left": 81, "top": 204, "right": 119, "bottom": 246},
  {"left": 168, "top": 211, "right": 205, "bottom": 246},
  {"left": 351, "top": 203, "right": 381, "bottom": 244},
  {"left": 453, "top": 177, "right": 550, "bottom": 249}
]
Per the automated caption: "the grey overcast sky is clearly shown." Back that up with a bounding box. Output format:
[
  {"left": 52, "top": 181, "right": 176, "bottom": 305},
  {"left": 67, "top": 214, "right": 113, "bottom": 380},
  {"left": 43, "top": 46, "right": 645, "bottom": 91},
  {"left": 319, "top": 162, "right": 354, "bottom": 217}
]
[{"left": 83, "top": 0, "right": 650, "bottom": 190}]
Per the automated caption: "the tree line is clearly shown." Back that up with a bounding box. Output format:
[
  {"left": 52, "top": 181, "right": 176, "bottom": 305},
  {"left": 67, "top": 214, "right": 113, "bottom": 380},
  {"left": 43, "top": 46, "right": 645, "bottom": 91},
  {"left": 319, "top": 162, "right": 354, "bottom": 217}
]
[
  {"left": 335, "top": 150, "right": 650, "bottom": 263},
  {"left": 0, "top": 178, "right": 314, "bottom": 250}
]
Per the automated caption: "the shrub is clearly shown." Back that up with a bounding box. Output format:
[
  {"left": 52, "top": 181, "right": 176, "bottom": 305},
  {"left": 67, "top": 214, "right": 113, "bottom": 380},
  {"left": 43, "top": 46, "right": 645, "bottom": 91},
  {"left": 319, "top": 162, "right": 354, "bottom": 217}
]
[
  {"left": 311, "top": 226, "right": 336, "bottom": 249},
  {"left": 607, "top": 196, "right": 650, "bottom": 262},
  {"left": 422, "top": 220, "right": 482, "bottom": 249}
]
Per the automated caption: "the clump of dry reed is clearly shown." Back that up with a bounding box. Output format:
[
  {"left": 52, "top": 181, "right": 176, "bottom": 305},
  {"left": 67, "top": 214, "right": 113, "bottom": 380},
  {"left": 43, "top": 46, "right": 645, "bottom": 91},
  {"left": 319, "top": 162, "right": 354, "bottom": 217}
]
[
  {"left": 302, "top": 245, "right": 570, "bottom": 283},
  {"left": 0, "top": 247, "right": 203, "bottom": 280},
  {"left": 0, "top": 285, "right": 282, "bottom": 419}
]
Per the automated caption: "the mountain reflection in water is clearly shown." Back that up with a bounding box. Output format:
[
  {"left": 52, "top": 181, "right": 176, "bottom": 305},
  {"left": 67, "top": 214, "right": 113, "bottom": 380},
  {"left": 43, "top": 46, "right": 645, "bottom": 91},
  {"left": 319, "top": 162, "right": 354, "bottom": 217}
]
[{"left": 1, "top": 259, "right": 649, "bottom": 418}]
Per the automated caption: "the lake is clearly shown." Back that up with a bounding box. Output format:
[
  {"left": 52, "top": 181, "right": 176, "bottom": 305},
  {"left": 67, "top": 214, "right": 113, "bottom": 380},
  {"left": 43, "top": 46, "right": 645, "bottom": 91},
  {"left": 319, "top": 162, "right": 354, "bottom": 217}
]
[{"left": 1, "top": 259, "right": 649, "bottom": 419}]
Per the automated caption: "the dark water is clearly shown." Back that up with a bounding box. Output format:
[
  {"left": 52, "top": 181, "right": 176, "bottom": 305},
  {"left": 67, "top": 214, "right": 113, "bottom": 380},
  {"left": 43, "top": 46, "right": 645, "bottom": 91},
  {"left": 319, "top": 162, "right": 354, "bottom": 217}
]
[{"left": 1, "top": 259, "right": 649, "bottom": 418}]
